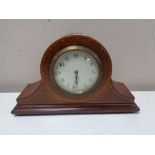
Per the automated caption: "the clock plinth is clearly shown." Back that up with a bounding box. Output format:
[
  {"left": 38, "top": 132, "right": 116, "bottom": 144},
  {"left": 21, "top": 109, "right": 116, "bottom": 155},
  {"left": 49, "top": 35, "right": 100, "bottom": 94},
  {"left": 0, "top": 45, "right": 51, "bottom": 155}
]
[{"left": 11, "top": 80, "right": 139, "bottom": 115}]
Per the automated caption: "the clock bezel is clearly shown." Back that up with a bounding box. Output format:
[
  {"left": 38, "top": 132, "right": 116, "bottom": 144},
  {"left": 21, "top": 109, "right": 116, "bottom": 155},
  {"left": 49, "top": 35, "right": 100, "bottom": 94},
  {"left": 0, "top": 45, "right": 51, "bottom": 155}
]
[
  {"left": 49, "top": 45, "right": 103, "bottom": 95},
  {"left": 40, "top": 34, "right": 112, "bottom": 102}
]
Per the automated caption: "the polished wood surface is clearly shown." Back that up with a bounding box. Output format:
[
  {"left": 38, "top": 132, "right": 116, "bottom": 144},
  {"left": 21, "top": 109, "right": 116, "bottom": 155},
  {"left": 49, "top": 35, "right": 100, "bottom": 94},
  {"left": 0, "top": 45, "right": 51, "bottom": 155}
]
[
  {"left": 11, "top": 34, "right": 140, "bottom": 115},
  {"left": 40, "top": 34, "right": 112, "bottom": 101}
]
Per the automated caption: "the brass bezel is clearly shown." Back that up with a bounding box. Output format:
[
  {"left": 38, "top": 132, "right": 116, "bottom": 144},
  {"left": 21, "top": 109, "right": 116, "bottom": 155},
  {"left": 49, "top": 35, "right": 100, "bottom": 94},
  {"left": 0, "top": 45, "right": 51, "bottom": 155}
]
[{"left": 49, "top": 45, "right": 103, "bottom": 95}]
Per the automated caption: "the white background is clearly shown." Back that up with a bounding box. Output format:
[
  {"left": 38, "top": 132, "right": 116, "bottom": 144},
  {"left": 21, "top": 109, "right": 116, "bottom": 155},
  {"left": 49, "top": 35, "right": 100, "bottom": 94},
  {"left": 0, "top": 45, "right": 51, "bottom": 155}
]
[{"left": 0, "top": 0, "right": 155, "bottom": 155}]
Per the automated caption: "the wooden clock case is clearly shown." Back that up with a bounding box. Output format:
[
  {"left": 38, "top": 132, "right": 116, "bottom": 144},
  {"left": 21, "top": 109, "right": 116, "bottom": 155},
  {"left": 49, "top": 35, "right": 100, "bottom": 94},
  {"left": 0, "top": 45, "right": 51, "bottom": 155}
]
[{"left": 11, "top": 34, "right": 140, "bottom": 115}]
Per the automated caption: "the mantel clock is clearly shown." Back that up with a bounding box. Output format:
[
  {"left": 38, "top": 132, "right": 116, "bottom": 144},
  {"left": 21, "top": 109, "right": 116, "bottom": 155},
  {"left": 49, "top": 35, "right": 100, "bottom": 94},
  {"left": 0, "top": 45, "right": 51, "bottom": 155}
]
[{"left": 11, "top": 34, "right": 140, "bottom": 115}]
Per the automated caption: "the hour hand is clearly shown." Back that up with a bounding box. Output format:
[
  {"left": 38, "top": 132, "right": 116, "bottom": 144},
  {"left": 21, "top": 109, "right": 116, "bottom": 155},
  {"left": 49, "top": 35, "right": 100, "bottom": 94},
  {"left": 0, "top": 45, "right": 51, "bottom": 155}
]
[{"left": 74, "top": 70, "right": 78, "bottom": 87}]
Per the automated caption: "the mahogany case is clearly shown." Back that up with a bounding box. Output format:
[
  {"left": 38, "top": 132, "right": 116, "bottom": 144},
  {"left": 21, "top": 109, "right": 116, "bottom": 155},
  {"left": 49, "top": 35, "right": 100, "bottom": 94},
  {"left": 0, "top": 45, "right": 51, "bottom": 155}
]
[{"left": 11, "top": 34, "right": 140, "bottom": 115}]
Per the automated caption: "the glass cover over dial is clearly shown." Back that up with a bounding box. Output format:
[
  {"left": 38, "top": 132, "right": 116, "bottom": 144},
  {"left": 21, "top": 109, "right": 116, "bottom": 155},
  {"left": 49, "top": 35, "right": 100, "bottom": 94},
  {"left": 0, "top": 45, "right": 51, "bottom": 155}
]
[{"left": 50, "top": 46, "right": 101, "bottom": 94}]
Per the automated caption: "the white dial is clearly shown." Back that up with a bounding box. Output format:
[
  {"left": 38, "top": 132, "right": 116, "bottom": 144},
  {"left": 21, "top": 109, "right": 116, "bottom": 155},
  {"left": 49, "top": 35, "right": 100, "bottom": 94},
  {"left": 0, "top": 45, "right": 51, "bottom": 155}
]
[{"left": 50, "top": 46, "right": 101, "bottom": 94}]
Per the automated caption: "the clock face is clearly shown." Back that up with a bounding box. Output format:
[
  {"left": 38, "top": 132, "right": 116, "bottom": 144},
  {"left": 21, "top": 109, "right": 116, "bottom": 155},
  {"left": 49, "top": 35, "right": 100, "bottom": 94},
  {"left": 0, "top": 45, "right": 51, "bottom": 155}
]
[{"left": 50, "top": 46, "right": 102, "bottom": 94}]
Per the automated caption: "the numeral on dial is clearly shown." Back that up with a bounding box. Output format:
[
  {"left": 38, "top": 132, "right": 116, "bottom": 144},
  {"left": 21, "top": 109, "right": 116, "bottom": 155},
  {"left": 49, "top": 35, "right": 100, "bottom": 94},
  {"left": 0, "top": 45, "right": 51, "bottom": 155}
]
[
  {"left": 84, "top": 56, "right": 87, "bottom": 61},
  {"left": 92, "top": 70, "right": 96, "bottom": 74},
  {"left": 60, "top": 78, "right": 64, "bottom": 83},
  {"left": 54, "top": 71, "right": 61, "bottom": 76},
  {"left": 74, "top": 53, "right": 78, "bottom": 58},
  {"left": 90, "top": 61, "right": 94, "bottom": 66},
  {"left": 60, "top": 62, "right": 64, "bottom": 67}
]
